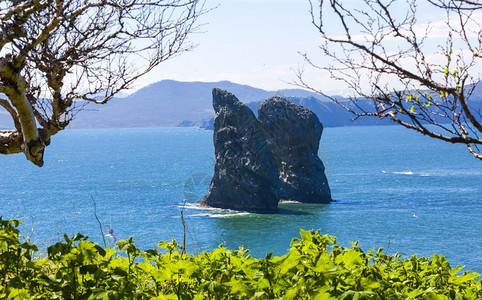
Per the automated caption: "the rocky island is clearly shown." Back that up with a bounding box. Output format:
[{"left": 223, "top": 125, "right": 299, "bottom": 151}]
[
  {"left": 201, "top": 89, "right": 332, "bottom": 212},
  {"left": 200, "top": 89, "right": 281, "bottom": 211}
]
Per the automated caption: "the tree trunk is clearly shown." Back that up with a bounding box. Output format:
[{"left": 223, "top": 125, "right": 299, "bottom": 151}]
[{"left": 0, "top": 59, "right": 46, "bottom": 166}]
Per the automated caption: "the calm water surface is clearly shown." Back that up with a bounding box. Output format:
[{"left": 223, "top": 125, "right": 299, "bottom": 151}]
[{"left": 1, "top": 126, "right": 481, "bottom": 273}]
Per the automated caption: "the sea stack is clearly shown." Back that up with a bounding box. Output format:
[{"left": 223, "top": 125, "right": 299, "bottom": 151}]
[
  {"left": 258, "top": 97, "right": 332, "bottom": 203},
  {"left": 201, "top": 89, "right": 280, "bottom": 211}
]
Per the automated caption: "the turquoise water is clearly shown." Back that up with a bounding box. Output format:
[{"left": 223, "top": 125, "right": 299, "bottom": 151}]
[{"left": 1, "top": 126, "right": 481, "bottom": 273}]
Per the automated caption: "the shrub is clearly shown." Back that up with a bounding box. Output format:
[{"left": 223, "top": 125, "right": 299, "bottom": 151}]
[{"left": 0, "top": 217, "right": 480, "bottom": 299}]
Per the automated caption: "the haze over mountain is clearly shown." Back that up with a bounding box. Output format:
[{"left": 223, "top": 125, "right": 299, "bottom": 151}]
[
  {"left": 0, "top": 80, "right": 480, "bottom": 129},
  {"left": 67, "top": 80, "right": 333, "bottom": 128}
]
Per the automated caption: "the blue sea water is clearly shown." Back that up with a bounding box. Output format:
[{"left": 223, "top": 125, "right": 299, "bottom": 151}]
[{"left": 1, "top": 125, "right": 481, "bottom": 273}]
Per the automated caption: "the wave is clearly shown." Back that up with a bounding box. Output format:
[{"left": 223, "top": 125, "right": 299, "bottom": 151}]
[
  {"left": 279, "top": 200, "right": 302, "bottom": 204},
  {"left": 185, "top": 213, "right": 211, "bottom": 217},
  {"left": 385, "top": 171, "right": 433, "bottom": 176},
  {"left": 178, "top": 203, "right": 207, "bottom": 210},
  {"left": 208, "top": 212, "right": 251, "bottom": 218},
  {"left": 384, "top": 169, "right": 482, "bottom": 177},
  {"left": 180, "top": 203, "right": 252, "bottom": 218},
  {"left": 185, "top": 211, "right": 251, "bottom": 218},
  {"left": 392, "top": 171, "right": 415, "bottom": 175},
  {"left": 179, "top": 203, "right": 240, "bottom": 213}
]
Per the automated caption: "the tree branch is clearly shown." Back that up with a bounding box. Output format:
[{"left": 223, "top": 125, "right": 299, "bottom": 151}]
[{"left": 301, "top": 0, "right": 482, "bottom": 159}]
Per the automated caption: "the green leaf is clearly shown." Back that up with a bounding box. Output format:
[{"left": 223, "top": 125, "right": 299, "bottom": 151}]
[
  {"left": 407, "top": 289, "right": 424, "bottom": 298},
  {"left": 225, "top": 280, "right": 251, "bottom": 295},
  {"left": 360, "top": 277, "right": 380, "bottom": 290},
  {"left": 450, "top": 271, "right": 480, "bottom": 284},
  {"left": 279, "top": 253, "right": 300, "bottom": 275},
  {"left": 300, "top": 229, "right": 311, "bottom": 242},
  {"left": 424, "top": 293, "right": 450, "bottom": 300},
  {"left": 116, "top": 239, "right": 129, "bottom": 250},
  {"left": 79, "top": 264, "right": 98, "bottom": 274}
]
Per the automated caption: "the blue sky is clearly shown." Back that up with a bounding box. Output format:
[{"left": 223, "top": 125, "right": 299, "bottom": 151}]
[
  {"left": 131, "top": 0, "right": 480, "bottom": 94},
  {"left": 132, "top": 0, "right": 325, "bottom": 92}
]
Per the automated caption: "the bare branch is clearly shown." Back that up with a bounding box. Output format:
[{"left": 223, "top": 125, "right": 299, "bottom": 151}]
[
  {"left": 0, "top": 0, "right": 206, "bottom": 166},
  {"left": 301, "top": 0, "right": 482, "bottom": 159}
]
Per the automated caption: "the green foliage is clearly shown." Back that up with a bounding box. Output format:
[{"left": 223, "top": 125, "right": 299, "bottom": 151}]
[{"left": 1, "top": 218, "right": 480, "bottom": 299}]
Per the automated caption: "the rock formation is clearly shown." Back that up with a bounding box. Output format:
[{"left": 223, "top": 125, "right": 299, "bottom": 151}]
[
  {"left": 202, "top": 90, "right": 332, "bottom": 212},
  {"left": 258, "top": 97, "right": 332, "bottom": 203},
  {"left": 201, "top": 89, "right": 280, "bottom": 211}
]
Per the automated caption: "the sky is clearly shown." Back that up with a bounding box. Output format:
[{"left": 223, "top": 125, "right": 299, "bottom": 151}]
[
  {"left": 132, "top": 0, "right": 327, "bottom": 92},
  {"left": 130, "top": 0, "right": 481, "bottom": 94}
]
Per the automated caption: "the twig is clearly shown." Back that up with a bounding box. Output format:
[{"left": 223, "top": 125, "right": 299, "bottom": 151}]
[
  {"left": 181, "top": 205, "right": 187, "bottom": 255},
  {"left": 29, "top": 215, "right": 35, "bottom": 240},
  {"left": 384, "top": 234, "right": 392, "bottom": 256},
  {"left": 56, "top": 224, "right": 61, "bottom": 242},
  {"left": 186, "top": 221, "right": 201, "bottom": 255},
  {"left": 91, "top": 195, "right": 106, "bottom": 248}
]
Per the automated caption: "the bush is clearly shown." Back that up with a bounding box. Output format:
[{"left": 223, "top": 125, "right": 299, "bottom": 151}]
[{"left": 0, "top": 217, "right": 480, "bottom": 299}]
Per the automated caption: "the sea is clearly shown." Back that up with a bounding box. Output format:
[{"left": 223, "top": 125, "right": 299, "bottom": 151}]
[{"left": 1, "top": 125, "right": 481, "bottom": 273}]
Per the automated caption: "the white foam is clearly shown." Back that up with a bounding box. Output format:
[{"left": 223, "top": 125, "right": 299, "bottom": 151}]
[
  {"left": 179, "top": 203, "right": 250, "bottom": 216},
  {"left": 392, "top": 171, "right": 414, "bottom": 175},
  {"left": 178, "top": 203, "right": 205, "bottom": 210},
  {"left": 185, "top": 213, "right": 211, "bottom": 217},
  {"left": 208, "top": 212, "right": 251, "bottom": 218},
  {"left": 390, "top": 171, "right": 434, "bottom": 176},
  {"left": 180, "top": 203, "right": 234, "bottom": 212},
  {"left": 279, "top": 200, "right": 302, "bottom": 204}
]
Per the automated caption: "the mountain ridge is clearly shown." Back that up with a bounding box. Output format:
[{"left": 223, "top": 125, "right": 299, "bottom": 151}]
[
  {"left": 1, "top": 79, "right": 480, "bottom": 129},
  {"left": 68, "top": 80, "right": 333, "bottom": 128}
]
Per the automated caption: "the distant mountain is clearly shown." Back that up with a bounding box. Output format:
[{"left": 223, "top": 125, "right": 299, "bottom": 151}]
[
  {"left": 200, "top": 83, "right": 482, "bottom": 130},
  {"left": 1, "top": 80, "right": 480, "bottom": 130},
  {"left": 69, "top": 80, "right": 331, "bottom": 128},
  {"left": 469, "top": 81, "right": 482, "bottom": 101},
  {"left": 240, "top": 96, "right": 392, "bottom": 129}
]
